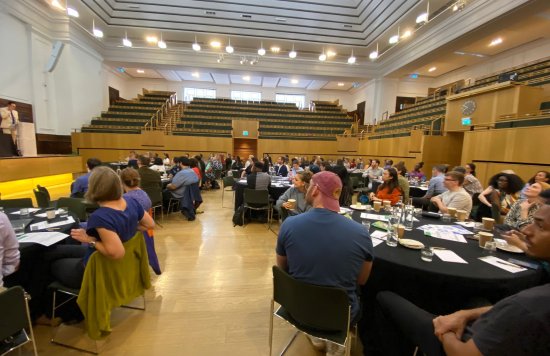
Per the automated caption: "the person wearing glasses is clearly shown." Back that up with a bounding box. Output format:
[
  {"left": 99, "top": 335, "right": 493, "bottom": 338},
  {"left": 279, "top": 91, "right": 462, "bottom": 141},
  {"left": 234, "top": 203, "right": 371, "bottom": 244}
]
[{"left": 430, "top": 171, "right": 472, "bottom": 215}]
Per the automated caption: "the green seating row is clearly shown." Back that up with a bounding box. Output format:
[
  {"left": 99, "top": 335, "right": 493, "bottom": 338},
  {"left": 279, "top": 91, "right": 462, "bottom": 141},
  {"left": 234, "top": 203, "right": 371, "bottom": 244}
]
[
  {"left": 494, "top": 116, "right": 550, "bottom": 129},
  {"left": 259, "top": 134, "right": 337, "bottom": 141},
  {"left": 183, "top": 109, "right": 349, "bottom": 121},
  {"left": 91, "top": 119, "right": 148, "bottom": 127},
  {"left": 180, "top": 115, "right": 348, "bottom": 127},
  {"left": 176, "top": 123, "right": 232, "bottom": 131},
  {"left": 101, "top": 113, "right": 152, "bottom": 119}
]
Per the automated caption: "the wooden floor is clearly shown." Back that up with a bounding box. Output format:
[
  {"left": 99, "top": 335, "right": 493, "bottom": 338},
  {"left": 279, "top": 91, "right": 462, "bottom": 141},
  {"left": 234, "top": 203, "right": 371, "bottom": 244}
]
[{"left": 21, "top": 188, "right": 363, "bottom": 356}]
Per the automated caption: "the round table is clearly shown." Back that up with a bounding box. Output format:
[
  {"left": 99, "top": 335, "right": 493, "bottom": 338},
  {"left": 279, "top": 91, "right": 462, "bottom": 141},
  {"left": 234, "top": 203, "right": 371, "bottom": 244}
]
[{"left": 350, "top": 209, "right": 546, "bottom": 353}]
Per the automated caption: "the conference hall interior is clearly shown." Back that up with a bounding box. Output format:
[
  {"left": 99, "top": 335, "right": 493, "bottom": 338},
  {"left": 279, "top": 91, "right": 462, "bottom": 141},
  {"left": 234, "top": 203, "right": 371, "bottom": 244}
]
[{"left": 1, "top": 0, "right": 550, "bottom": 355}]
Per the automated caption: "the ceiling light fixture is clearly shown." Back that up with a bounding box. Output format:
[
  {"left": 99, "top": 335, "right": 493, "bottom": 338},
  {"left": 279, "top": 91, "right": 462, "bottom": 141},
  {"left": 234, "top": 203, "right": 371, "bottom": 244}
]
[
  {"left": 337, "top": 82, "right": 345, "bottom": 87},
  {"left": 270, "top": 46, "right": 280, "bottom": 53},
  {"left": 137, "top": 69, "right": 145, "bottom": 73},
  {"left": 217, "top": 54, "right": 224, "bottom": 63},
  {"left": 452, "top": 0, "right": 466, "bottom": 11},
  {"left": 122, "top": 32, "right": 132, "bottom": 47},
  {"left": 428, "top": 66, "right": 437, "bottom": 72},
  {"left": 67, "top": 7, "right": 79, "bottom": 17},
  {"left": 401, "top": 29, "right": 412, "bottom": 39},
  {"left": 243, "top": 75, "right": 250, "bottom": 81},
  {"left": 92, "top": 20, "right": 103, "bottom": 38},
  {"left": 416, "top": 2, "right": 430, "bottom": 24},
  {"left": 327, "top": 50, "right": 337, "bottom": 58},
  {"left": 192, "top": 36, "right": 201, "bottom": 51},
  {"left": 240, "top": 57, "right": 247, "bottom": 65},
  {"left": 289, "top": 44, "right": 297, "bottom": 59},
  {"left": 389, "top": 35, "right": 399, "bottom": 44},
  {"left": 192, "top": 72, "right": 199, "bottom": 78},
  {"left": 210, "top": 40, "right": 221, "bottom": 48},
  {"left": 258, "top": 42, "right": 266, "bottom": 56},
  {"left": 319, "top": 48, "right": 327, "bottom": 62},
  {"left": 369, "top": 43, "right": 379, "bottom": 60},
  {"left": 51, "top": 0, "right": 64, "bottom": 10},
  {"left": 146, "top": 36, "right": 158, "bottom": 44},
  {"left": 157, "top": 33, "right": 167, "bottom": 49},
  {"left": 291, "top": 79, "right": 298, "bottom": 84},
  {"left": 489, "top": 37, "right": 503, "bottom": 46},
  {"left": 347, "top": 50, "right": 356, "bottom": 64},
  {"left": 225, "top": 38, "right": 234, "bottom": 54}
]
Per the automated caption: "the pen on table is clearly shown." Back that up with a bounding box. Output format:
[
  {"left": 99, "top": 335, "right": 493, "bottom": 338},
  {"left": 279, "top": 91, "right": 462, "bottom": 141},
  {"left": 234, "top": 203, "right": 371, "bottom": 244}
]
[{"left": 496, "top": 260, "right": 522, "bottom": 268}]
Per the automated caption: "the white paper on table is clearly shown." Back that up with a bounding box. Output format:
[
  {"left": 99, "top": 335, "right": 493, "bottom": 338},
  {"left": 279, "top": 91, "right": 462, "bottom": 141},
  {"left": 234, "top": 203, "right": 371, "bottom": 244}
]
[
  {"left": 418, "top": 224, "right": 473, "bottom": 235},
  {"left": 479, "top": 256, "right": 527, "bottom": 273},
  {"left": 371, "top": 239, "right": 384, "bottom": 247},
  {"left": 34, "top": 209, "right": 65, "bottom": 218},
  {"left": 434, "top": 250, "right": 468, "bottom": 263},
  {"left": 455, "top": 221, "right": 476, "bottom": 228},
  {"left": 17, "top": 232, "right": 69, "bottom": 246},
  {"left": 360, "top": 213, "right": 389, "bottom": 221},
  {"left": 9, "top": 208, "right": 40, "bottom": 215},
  {"left": 29, "top": 216, "right": 76, "bottom": 231},
  {"left": 424, "top": 229, "right": 467, "bottom": 243},
  {"left": 370, "top": 230, "right": 388, "bottom": 241},
  {"left": 340, "top": 207, "right": 353, "bottom": 213}
]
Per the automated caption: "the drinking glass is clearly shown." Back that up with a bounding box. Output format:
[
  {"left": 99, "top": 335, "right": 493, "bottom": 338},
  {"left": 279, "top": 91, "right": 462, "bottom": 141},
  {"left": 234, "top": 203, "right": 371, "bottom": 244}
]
[
  {"left": 386, "top": 230, "right": 398, "bottom": 247},
  {"left": 59, "top": 207, "right": 69, "bottom": 219},
  {"left": 441, "top": 214, "right": 451, "bottom": 222},
  {"left": 421, "top": 247, "right": 434, "bottom": 262},
  {"left": 484, "top": 241, "right": 497, "bottom": 254},
  {"left": 361, "top": 220, "right": 371, "bottom": 232},
  {"left": 19, "top": 208, "right": 29, "bottom": 218}
]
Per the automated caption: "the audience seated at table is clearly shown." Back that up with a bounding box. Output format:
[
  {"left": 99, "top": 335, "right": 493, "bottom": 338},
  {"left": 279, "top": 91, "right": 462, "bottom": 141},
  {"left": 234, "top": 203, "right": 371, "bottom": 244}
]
[
  {"left": 149, "top": 157, "right": 166, "bottom": 174},
  {"left": 477, "top": 172, "right": 524, "bottom": 222},
  {"left": 138, "top": 155, "right": 162, "bottom": 201},
  {"left": 288, "top": 159, "right": 304, "bottom": 179},
  {"left": 189, "top": 158, "right": 202, "bottom": 187},
  {"left": 375, "top": 201, "right": 550, "bottom": 356},
  {"left": 520, "top": 170, "right": 550, "bottom": 199},
  {"left": 503, "top": 181, "right": 550, "bottom": 229},
  {"left": 0, "top": 212, "right": 19, "bottom": 289},
  {"left": 231, "top": 155, "right": 243, "bottom": 171},
  {"left": 430, "top": 171, "right": 473, "bottom": 215},
  {"left": 71, "top": 158, "right": 102, "bottom": 198},
  {"left": 369, "top": 168, "right": 404, "bottom": 206},
  {"left": 163, "top": 153, "right": 171, "bottom": 166},
  {"left": 167, "top": 156, "right": 181, "bottom": 178},
  {"left": 47, "top": 166, "right": 154, "bottom": 290},
  {"left": 205, "top": 154, "right": 223, "bottom": 189},
  {"left": 408, "top": 161, "right": 426, "bottom": 182},
  {"left": 412, "top": 164, "right": 447, "bottom": 209},
  {"left": 458, "top": 164, "right": 483, "bottom": 197},
  {"left": 246, "top": 161, "right": 271, "bottom": 190},
  {"left": 241, "top": 156, "right": 257, "bottom": 178},
  {"left": 362, "top": 159, "right": 384, "bottom": 181},
  {"left": 163, "top": 157, "right": 199, "bottom": 211},
  {"left": 275, "top": 171, "right": 313, "bottom": 221},
  {"left": 328, "top": 164, "right": 353, "bottom": 207},
  {"left": 393, "top": 162, "right": 410, "bottom": 204}
]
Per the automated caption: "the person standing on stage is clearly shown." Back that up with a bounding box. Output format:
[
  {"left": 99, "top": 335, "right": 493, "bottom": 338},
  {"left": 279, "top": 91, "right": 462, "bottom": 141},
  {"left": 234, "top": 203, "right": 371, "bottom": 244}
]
[{"left": 0, "top": 101, "right": 20, "bottom": 155}]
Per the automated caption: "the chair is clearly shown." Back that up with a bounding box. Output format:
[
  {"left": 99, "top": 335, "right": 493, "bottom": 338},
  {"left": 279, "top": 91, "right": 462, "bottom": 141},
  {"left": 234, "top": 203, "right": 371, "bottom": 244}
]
[
  {"left": 34, "top": 185, "right": 55, "bottom": 208},
  {"left": 243, "top": 189, "right": 273, "bottom": 229},
  {"left": 0, "top": 198, "right": 33, "bottom": 209},
  {"left": 143, "top": 187, "right": 163, "bottom": 225},
  {"left": 269, "top": 266, "right": 353, "bottom": 356},
  {"left": 50, "top": 233, "right": 150, "bottom": 353},
  {"left": 56, "top": 197, "right": 87, "bottom": 221},
  {"left": 221, "top": 175, "right": 235, "bottom": 208},
  {"left": 0, "top": 286, "right": 38, "bottom": 356}
]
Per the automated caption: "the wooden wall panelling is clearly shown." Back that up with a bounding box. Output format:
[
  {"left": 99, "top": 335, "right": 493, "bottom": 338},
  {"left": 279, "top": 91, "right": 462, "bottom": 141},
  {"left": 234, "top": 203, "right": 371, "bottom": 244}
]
[
  {"left": 258, "top": 139, "right": 338, "bottom": 159},
  {"left": 233, "top": 138, "right": 257, "bottom": 159},
  {"left": 420, "top": 133, "right": 463, "bottom": 174},
  {"left": 233, "top": 120, "right": 258, "bottom": 139},
  {"left": 35, "top": 134, "right": 72, "bottom": 154},
  {"left": 0, "top": 156, "right": 82, "bottom": 182},
  {"left": 337, "top": 136, "right": 358, "bottom": 152}
]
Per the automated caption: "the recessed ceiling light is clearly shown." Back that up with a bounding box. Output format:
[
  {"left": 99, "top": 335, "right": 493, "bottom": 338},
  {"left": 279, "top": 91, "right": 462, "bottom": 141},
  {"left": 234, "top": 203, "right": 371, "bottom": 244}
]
[
  {"left": 291, "top": 79, "right": 298, "bottom": 84},
  {"left": 146, "top": 36, "right": 158, "bottom": 44},
  {"left": 243, "top": 75, "right": 251, "bottom": 81},
  {"left": 192, "top": 72, "right": 199, "bottom": 78},
  {"left": 369, "top": 51, "right": 378, "bottom": 60},
  {"left": 93, "top": 28, "right": 103, "bottom": 38},
  {"left": 67, "top": 7, "right": 79, "bottom": 17},
  {"left": 270, "top": 46, "right": 280, "bottom": 53},
  {"left": 327, "top": 50, "right": 337, "bottom": 58},
  {"left": 428, "top": 67, "right": 437, "bottom": 72},
  {"left": 489, "top": 37, "right": 503, "bottom": 47},
  {"left": 401, "top": 30, "right": 412, "bottom": 39},
  {"left": 122, "top": 38, "right": 132, "bottom": 47},
  {"left": 389, "top": 35, "right": 399, "bottom": 44},
  {"left": 137, "top": 69, "right": 144, "bottom": 73},
  {"left": 337, "top": 82, "right": 345, "bottom": 87},
  {"left": 210, "top": 40, "right": 221, "bottom": 48}
]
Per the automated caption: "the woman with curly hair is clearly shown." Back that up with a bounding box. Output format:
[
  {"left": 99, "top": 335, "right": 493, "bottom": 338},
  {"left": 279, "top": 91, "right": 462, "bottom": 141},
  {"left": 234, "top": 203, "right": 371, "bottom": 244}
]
[
  {"left": 369, "top": 167, "right": 403, "bottom": 205},
  {"left": 477, "top": 172, "right": 524, "bottom": 221}
]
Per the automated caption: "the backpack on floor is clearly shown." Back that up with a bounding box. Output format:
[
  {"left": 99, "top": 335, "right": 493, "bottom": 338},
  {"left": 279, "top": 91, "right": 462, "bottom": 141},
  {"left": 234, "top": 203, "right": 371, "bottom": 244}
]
[{"left": 232, "top": 205, "right": 247, "bottom": 226}]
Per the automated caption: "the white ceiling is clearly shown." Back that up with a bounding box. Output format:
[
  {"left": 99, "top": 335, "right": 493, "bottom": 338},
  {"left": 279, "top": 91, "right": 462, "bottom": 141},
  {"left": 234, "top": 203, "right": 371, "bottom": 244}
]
[{"left": 40, "top": 0, "right": 550, "bottom": 91}]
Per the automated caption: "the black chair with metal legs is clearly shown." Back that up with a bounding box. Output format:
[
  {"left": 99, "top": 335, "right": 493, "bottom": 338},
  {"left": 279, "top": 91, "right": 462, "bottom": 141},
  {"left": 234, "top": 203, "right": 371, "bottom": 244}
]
[
  {"left": 269, "top": 266, "right": 355, "bottom": 356},
  {"left": 0, "top": 286, "right": 38, "bottom": 356},
  {"left": 0, "top": 198, "right": 33, "bottom": 209},
  {"left": 56, "top": 197, "right": 88, "bottom": 221},
  {"left": 243, "top": 188, "right": 273, "bottom": 229},
  {"left": 221, "top": 176, "right": 236, "bottom": 208}
]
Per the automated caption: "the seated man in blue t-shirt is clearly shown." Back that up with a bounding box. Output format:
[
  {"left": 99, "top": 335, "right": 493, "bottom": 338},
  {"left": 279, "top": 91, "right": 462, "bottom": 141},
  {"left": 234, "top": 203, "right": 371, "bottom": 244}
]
[
  {"left": 71, "top": 158, "right": 102, "bottom": 198},
  {"left": 276, "top": 171, "right": 374, "bottom": 355}
]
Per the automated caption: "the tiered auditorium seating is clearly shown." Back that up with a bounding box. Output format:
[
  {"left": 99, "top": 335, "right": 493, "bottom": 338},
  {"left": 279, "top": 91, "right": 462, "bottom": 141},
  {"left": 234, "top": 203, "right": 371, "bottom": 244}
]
[
  {"left": 81, "top": 91, "right": 174, "bottom": 134},
  {"left": 370, "top": 97, "right": 446, "bottom": 140},
  {"left": 173, "top": 98, "right": 351, "bottom": 140}
]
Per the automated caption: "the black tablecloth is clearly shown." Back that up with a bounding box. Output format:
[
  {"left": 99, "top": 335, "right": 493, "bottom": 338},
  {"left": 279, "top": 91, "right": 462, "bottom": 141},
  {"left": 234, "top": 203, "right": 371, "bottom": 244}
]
[
  {"left": 352, "top": 210, "right": 545, "bottom": 353},
  {"left": 234, "top": 180, "right": 291, "bottom": 210}
]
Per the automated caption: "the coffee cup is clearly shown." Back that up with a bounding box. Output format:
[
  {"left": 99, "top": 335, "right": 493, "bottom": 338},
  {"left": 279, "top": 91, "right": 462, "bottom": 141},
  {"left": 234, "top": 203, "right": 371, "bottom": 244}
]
[
  {"left": 397, "top": 224, "right": 405, "bottom": 239},
  {"left": 478, "top": 232, "right": 493, "bottom": 248},
  {"left": 456, "top": 209, "right": 467, "bottom": 222},
  {"left": 373, "top": 201, "right": 382, "bottom": 212},
  {"left": 482, "top": 217, "right": 495, "bottom": 230},
  {"left": 287, "top": 199, "right": 296, "bottom": 210},
  {"left": 447, "top": 207, "right": 457, "bottom": 218},
  {"left": 382, "top": 200, "right": 391, "bottom": 208},
  {"left": 46, "top": 208, "right": 56, "bottom": 220},
  {"left": 356, "top": 202, "right": 362, "bottom": 208}
]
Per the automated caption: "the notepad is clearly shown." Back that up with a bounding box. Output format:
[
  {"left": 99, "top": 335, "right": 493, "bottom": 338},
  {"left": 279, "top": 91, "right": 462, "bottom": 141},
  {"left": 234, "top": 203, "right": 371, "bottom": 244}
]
[
  {"left": 433, "top": 250, "right": 468, "bottom": 264},
  {"left": 479, "top": 256, "right": 527, "bottom": 273}
]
